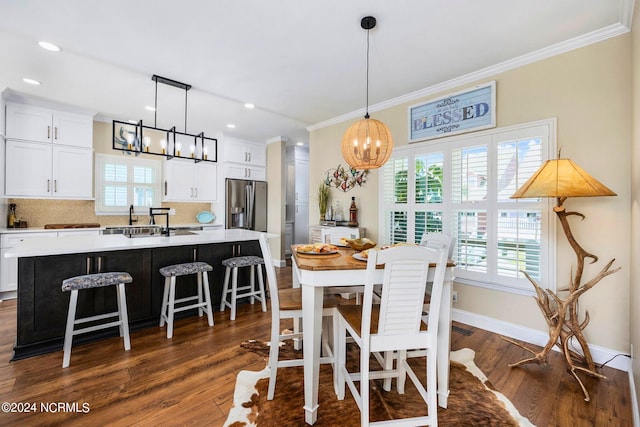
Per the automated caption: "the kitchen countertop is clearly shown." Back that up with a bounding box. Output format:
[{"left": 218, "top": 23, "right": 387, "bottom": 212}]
[
  {"left": 0, "top": 222, "right": 222, "bottom": 234},
  {"left": 5, "top": 229, "right": 274, "bottom": 258}
]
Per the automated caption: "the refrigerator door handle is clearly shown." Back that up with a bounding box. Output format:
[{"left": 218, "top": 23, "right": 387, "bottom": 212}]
[{"left": 245, "top": 183, "right": 254, "bottom": 230}]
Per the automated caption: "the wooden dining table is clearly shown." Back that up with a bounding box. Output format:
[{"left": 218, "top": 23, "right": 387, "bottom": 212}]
[{"left": 291, "top": 245, "right": 456, "bottom": 425}]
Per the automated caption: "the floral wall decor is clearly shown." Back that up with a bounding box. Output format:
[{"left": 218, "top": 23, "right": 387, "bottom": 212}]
[{"left": 324, "top": 164, "right": 369, "bottom": 192}]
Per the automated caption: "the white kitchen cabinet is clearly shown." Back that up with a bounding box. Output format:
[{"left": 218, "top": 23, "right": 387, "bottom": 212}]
[
  {"left": 6, "top": 103, "right": 93, "bottom": 148},
  {"left": 163, "top": 159, "right": 217, "bottom": 202},
  {"left": 294, "top": 158, "right": 309, "bottom": 203},
  {"left": 285, "top": 222, "right": 293, "bottom": 255},
  {"left": 308, "top": 225, "right": 366, "bottom": 244},
  {"left": 224, "top": 139, "right": 266, "bottom": 166},
  {"left": 220, "top": 135, "right": 266, "bottom": 183},
  {"left": 223, "top": 163, "right": 266, "bottom": 181},
  {"left": 294, "top": 203, "right": 309, "bottom": 244},
  {"left": 5, "top": 141, "right": 93, "bottom": 198},
  {"left": 0, "top": 231, "right": 58, "bottom": 294}
]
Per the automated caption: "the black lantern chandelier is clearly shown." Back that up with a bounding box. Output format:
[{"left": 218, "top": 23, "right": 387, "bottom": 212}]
[{"left": 112, "top": 74, "right": 217, "bottom": 163}]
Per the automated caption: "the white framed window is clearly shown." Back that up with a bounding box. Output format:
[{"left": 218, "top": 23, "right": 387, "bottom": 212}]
[
  {"left": 380, "top": 119, "right": 556, "bottom": 295},
  {"left": 95, "top": 153, "right": 162, "bottom": 215}
]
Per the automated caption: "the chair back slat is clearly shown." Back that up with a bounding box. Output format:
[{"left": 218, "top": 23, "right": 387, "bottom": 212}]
[{"left": 362, "top": 245, "right": 447, "bottom": 345}]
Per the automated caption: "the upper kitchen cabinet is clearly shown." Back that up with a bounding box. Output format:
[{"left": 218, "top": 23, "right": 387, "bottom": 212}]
[
  {"left": 5, "top": 103, "right": 93, "bottom": 148},
  {"left": 5, "top": 141, "right": 93, "bottom": 198},
  {"left": 163, "top": 158, "right": 217, "bottom": 202},
  {"left": 220, "top": 135, "right": 266, "bottom": 181},
  {"left": 4, "top": 101, "right": 94, "bottom": 199},
  {"left": 224, "top": 138, "right": 266, "bottom": 166}
]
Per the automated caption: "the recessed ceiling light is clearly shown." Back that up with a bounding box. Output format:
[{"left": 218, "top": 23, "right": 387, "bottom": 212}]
[
  {"left": 226, "top": 124, "right": 236, "bottom": 129},
  {"left": 38, "top": 41, "right": 61, "bottom": 52},
  {"left": 297, "top": 142, "right": 304, "bottom": 146},
  {"left": 145, "top": 106, "right": 156, "bottom": 112},
  {"left": 22, "top": 78, "right": 41, "bottom": 86},
  {"left": 244, "top": 103, "right": 255, "bottom": 109}
]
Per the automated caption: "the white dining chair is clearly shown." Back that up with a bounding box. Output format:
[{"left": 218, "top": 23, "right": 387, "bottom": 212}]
[
  {"left": 381, "top": 231, "right": 452, "bottom": 392},
  {"left": 323, "top": 226, "right": 360, "bottom": 245},
  {"left": 420, "top": 231, "right": 454, "bottom": 258},
  {"left": 258, "top": 233, "right": 339, "bottom": 400},
  {"left": 335, "top": 245, "right": 447, "bottom": 427},
  {"left": 325, "top": 227, "right": 364, "bottom": 302}
]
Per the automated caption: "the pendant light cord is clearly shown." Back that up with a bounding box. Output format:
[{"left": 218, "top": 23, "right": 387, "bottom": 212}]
[{"left": 365, "top": 28, "right": 370, "bottom": 119}]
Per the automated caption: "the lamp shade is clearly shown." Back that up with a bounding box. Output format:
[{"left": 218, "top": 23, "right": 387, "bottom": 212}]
[
  {"left": 511, "top": 158, "right": 616, "bottom": 199},
  {"left": 341, "top": 117, "right": 394, "bottom": 170}
]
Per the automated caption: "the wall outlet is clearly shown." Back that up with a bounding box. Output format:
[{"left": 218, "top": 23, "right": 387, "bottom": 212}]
[
  {"left": 169, "top": 208, "right": 176, "bottom": 215},
  {"left": 452, "top": 291, "right": 458, "bottom": 304}
]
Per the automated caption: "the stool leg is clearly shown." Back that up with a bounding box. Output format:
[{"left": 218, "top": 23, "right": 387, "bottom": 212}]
[
  {"left": 220, "top": 267, "right": 231, "bottom": 312},
  {"left": 197, "top": 272, "right": 203, "bottom": 317},
  {"left": 116, "top": 283, "right": 131, "bottom": 351},
  {"left": 202, "top": 271, "right": 214, "bottom": 327},
  {"left": 160, "top": 276, "right": 170, "bottom": 327},
  {"left": 167, "top": 276, "right": 176, "bottom": 338},
  {"left": 249, "top": 265, "right": 256, "bottom": 304},
  {"left": 230, "top": 267, "right": 238, "bottom": 321},
  {"left": 257, "top": 265, "right": 267, "bottom": 313},
  {"left": 62, "top": 289, "right": 79, "bottom": 368}
]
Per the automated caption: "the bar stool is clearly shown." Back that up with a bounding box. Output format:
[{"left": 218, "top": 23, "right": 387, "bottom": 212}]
[
  {"left": 159, "top": 261, "right": 214, "bottom": 338},
  {"left": 220, "top": 255, "right": 267, "bottom": 320},
  {"left": 61, "top": 271, "right": 133, "bottom": 368}
]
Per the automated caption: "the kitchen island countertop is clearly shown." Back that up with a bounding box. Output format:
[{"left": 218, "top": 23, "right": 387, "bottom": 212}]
[{"left": 5, "top": 229, "right": 274, "bottom": 258}]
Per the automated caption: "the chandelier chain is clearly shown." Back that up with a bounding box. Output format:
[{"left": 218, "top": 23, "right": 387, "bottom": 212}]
[{"left": 365, "top": 27, "right": 370, "bottom": 119}]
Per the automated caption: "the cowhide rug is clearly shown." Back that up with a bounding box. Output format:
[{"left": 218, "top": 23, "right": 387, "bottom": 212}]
[{"left": 224, "top": 340, "right": 535, "bottom": 427}]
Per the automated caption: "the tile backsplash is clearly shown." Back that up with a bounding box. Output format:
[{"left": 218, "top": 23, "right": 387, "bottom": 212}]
[{"left": 7, "top": 199, "right": 212, "bottom": 228}]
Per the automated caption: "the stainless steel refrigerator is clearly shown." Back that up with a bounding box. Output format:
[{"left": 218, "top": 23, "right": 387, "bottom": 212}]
[{"left": 225, "top": 178, "right": 268, "bottom": 231}]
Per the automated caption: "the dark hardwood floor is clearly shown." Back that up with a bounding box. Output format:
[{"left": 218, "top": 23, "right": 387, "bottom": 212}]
[{"left": 0, "top": 264, "right": 633, "bottom": 426}]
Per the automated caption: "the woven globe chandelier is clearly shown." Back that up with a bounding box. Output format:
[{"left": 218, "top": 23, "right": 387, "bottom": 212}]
[{"left": 341, "top": 16, "right": 394, "bottom": 170}]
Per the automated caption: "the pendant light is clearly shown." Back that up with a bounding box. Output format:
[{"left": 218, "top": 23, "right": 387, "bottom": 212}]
[{"left": 341, "top": 16, "right": 394, "bottom": 170}]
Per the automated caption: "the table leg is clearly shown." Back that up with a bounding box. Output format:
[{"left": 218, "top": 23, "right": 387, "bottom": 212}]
[
  {"left": 302, "top": 282, "right": 324, "bottom": 425},
  {"left": 437, "top": 277, "right": 452, "bottom": 408}
]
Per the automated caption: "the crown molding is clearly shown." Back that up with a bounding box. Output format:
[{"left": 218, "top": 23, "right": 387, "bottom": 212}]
[
  {"left": 307, "top": 23, "right": 630, "bottom": 133},
  {"left": 266, "top": 136, "right": 288, "bottom": 145}
]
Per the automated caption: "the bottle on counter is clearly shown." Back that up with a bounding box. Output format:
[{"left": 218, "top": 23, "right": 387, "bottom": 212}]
[
  {"left": 334, "top": 201, "right": 343, "bottom": 222},
  {"left": 325, "top": 205, "right": 333, "bottom": 221},
  {"left": 8, "top": 203, "right": 16, "bottom": 228},
  {"left": 348, "top": 197, "right": 358, "bottom": 227}
]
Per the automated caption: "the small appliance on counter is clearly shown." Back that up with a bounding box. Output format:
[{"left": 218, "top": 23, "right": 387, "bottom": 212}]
[
  {"left": 6, "top": 203, "right": 27, "bottom": 228},
  {"left": 7, "top": 204, "right": 16, "bottom": 228}
]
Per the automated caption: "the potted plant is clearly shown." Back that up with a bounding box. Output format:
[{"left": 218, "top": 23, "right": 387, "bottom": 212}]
[{"left": 317, "top": 182, "right": 330, "bottom": 220}]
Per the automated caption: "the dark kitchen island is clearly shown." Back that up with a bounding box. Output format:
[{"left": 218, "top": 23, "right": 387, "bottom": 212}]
[{"left": 5, "top": 229, "right": 272, "bottom": 360}]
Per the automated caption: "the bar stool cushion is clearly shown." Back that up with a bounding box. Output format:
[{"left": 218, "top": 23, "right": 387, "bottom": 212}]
[
  {"left": 159, "top": 262, "right": 213, "bottom": 277},
  {"left": 221, "top": 256, "right": 264, "bottom": 268},
  {"left": 62, "top": 272, "right": 133, "bottom": 292}
]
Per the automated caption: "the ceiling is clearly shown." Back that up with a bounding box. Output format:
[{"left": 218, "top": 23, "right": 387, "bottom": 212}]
[{"left": 0, "top": 1, "right": 633, "bottom": 145}]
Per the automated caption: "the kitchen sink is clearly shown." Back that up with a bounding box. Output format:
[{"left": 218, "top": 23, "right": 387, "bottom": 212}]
[{"left": 102, "top": 226, "right": 199, "bottom": 238}]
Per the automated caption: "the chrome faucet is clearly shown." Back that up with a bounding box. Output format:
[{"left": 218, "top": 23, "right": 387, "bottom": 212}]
[
  {"left": 128, "top": 204, "right": 137, "bottom": 225},
  {"left": 149, "top": 207, "right": 171, "bottom": 235}
]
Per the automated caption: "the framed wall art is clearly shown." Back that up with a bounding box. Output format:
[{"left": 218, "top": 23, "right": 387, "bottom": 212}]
[{"left": 408, "top": 80, "right": 496, "bottom": 143}]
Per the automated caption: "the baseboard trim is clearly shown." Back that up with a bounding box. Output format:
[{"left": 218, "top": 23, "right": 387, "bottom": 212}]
[
  {"left": 273, "top": 258, "right": 286, "bottom": 268},
  {"left": 452, "top": 308, "right": 630, "bottom": 372},
  {"left": 629, "top": 366, "right": 640, "bottom": 427}
]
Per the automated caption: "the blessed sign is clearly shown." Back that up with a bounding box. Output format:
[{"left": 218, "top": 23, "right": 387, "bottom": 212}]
[{"left": 409, "top": 81, "right": 496, "bottom": 143}]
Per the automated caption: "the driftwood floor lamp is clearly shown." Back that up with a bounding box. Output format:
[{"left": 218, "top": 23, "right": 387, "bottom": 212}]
[{"left": 507, "top": 157, "right": 619, "bottom": 402}]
